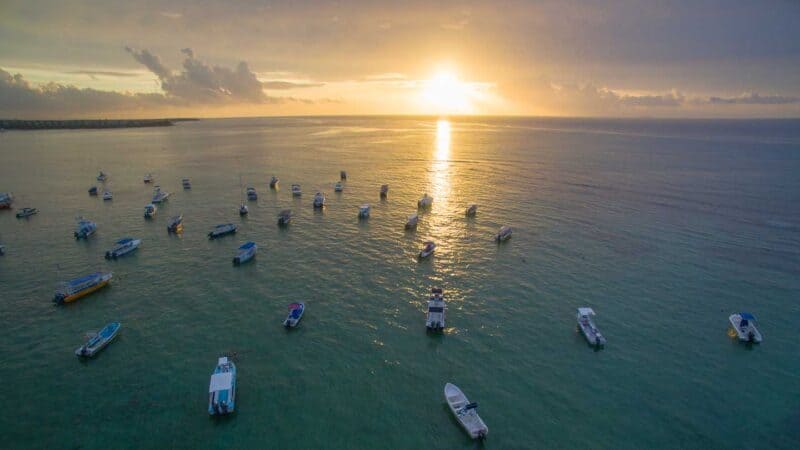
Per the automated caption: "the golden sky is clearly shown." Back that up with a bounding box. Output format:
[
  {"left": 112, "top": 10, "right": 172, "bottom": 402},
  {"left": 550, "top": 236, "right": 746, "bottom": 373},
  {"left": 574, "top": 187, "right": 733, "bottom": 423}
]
[{"left": 1, "top": 0, "right": 799, "bottom": 118}]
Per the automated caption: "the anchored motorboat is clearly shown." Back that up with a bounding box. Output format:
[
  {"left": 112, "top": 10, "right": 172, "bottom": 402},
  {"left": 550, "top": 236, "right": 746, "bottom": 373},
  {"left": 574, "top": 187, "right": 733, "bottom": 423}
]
[
  {"left": 16, "top": 207, "right": 38, "bottom": 218},
  {"left": 208, "top": 357, "right": 236, "bottom": 415},
  {"left": 270, "top": 176, "right": 279, "bottom": 188},
  {"left": 0, "top": 192, "right": 13, "bottom": 208},
  {"left": 729, "top": 312, "right": 763, "bottom": 343},
  {"left": 233, "top": 241, "right": 257, "bottom": 265},
  {"left": 418, "top": 193, "right": 433, "bottom": 209},
  {"left": 577, "top": 307, "right": 606, "bottom": 347},
  {"left": 167, "top": 215, "right": 183, "bottom": 233},
  {"left": 334, "top": 181, "right": 343, "bottom": 192},
  {"left": 380, "top": 184, "right": 389, "bottom": 198},
  {"left": 278, "top": 209, "right": 292, "bottom": 226},
  {"left": 75, "top": 322, "right": 121, "bottom": 358},
  {"left": 246, "top": 187, "right": 257, "bottom": 200},
  {"left": 466, "top": 204, "right": 478, "bottom": 217},
  {"left": 53, "top": 271, "right": 112, "bottom": 304},
  {"left": 313, "top": 192, "right": 326, "bottom": 208},
  {"left": 96, "top": 171, "right": 108, "bottom": 182},
  {"left": 496, "top": 226, "right": 512, "bottom": 242},
  {"left": 102, "top": 190, "right": 113, "bottom": 201},
  {"left": 74, "top": 217, "right": 97, "bottom": 239},
  {"left": 182, "top": 178, "right": 192, "bottom": 189},
  {"left": 208, "top": 223, "right": 237, "bottom": 239},
  {"left": 283, "top": 302, "right": 305, "bottom": 327},
  {"left": 144, "top": 203, "right": 157, "bottom": 218},
  {"left": 151, "top": 186, "right": 170, "bottom": 203},
  {"left": 405, "top": 213, "right": 419, "bottom": 230},
  {"left": 88, "top": 186, "right": 98, "bottom": 196},
  {"left": 340, "top": 170, "right": 347, "bottom": 180},
  {"left": 426, "top": 287, "right": 446, "bottom": 331},
  {"left": 444, "top": 383, "right": 488, "bottom": 439},
  {"left": 419, "top": 240, "right": 436, "bottom": 258},
  {"left": 291, "top": 184, "right": 302, "bottom": 196},
  {"left": 143, "top": 173, "right": 153, "bottom": 183},
  {"left": 105, "top": 237, "right": 141, "bottom": 259},
  {"left": 239, "top": 203, "right": 249, "bottom": 216},
  {"left": 359, "top": 204, "right": 371, "bottom": 218}
]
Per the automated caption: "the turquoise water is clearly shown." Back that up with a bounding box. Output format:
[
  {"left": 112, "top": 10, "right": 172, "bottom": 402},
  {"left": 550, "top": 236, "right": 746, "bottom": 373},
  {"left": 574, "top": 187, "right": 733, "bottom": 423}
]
[{"left": 1, "top": 117, "right": 799, "bottom": 449}]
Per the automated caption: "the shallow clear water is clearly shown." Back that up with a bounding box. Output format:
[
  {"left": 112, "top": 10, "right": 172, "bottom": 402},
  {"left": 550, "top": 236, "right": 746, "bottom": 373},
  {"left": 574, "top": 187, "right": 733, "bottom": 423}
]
[{"left": 1, "top": 117, "right": 799, "bottom": 449}]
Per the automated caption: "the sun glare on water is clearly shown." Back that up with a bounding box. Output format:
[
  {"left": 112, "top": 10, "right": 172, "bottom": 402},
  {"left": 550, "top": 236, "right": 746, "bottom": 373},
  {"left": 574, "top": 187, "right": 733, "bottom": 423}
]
[{"left": 421, "top": 70, "right": 474, "bottom": 114}]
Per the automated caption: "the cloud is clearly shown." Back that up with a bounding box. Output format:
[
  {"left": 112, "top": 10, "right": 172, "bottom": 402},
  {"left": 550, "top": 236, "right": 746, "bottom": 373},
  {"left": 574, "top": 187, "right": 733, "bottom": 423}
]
[
  {"left": 160, "top": 11, "right": 183, "bottom": 19},
  {"left": 261, "top": 80, "right": 324, "bottom": 90},
  {"left": 65, "top": 70, "right": 140, "bottom": 79},
  {"left": 706, "top": 93, "right": 800, "bottom": 105},
  {"left": 125, "top": 47, "right": 170, "bottom": 79}
]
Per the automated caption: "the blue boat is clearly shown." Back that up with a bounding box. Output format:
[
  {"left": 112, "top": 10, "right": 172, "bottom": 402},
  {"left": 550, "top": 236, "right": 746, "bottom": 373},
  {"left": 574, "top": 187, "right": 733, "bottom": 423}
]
[
  {"left": 208, "top": 223, "right": 237, "bottom": 239},
  {"left": 54, "top": 271, "right": 112, "bottom": 304},
  {"left": 208, "top": 357, "right": 236, "bottom": 415},
  {"left": 105, "top": 237, "right": 141, "bottom": 259},
  {"left": 74, "top": 217, "right": 97, "bottom": 239},
  {"left": 75, "top": 322, "right": 121, "bottom": 357},
  {"left": 233, "top": 241, "right": 257, "bottom": 265},
  {"left": 284, "top": 302, "right": 305, "bottom": 327}
]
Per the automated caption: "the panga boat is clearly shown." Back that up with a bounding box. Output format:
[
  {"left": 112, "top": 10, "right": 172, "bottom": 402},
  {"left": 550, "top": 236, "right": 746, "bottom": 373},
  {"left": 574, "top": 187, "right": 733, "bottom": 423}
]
[
  {"left": 239, "top": 203, "right": 249, "bottom": 216},
  {"left": 313, "top": 192, "right": 326, "bottom": 208},
  {"left": 0, "top": 192, "right": 13, "bottom": 208},
  {"left": 74, "top": 218, "right": 97, "bottom": 239},
  {"left": 426, "top": 287, "right": 446, "bottom": 331},
  {"left": 380, "top": 184, "right": 389, "bottom": 198},
  {"left": 53, "top": 271, "right": 112, "bottom": 304},
  {"left": 105, "top": 237, "right": 141, "bottom": 259},
  {"left": 278, "top": 209, "right": 292, "bottom": 226},
  {"left": 466, "top": 204, "right": 478, "bottom": 217},
  {"left": 418, "top": 193, "right": 433, "bottom": 209},
  {"left": 208, "top": 357, "right": 236, "bottom": 416},
  {"left": 208, "top": 223, "right": 237, "bottom": 239},
  {"left": 16, "top": 207, "right": 38, "bottom": 218},
  {"left": 96, "top": 171, "right": 108, "bottom": 182},
  {"left": 167, "top": 215, "right": 183, "bottom": 233},
  {"left": 284, "top": 302, "right": 305, "bottom": 327},
  {"left": 88, "top": 186, "right": 98, "bottom": 196},
  {"left": 577, "top": 307, "right": 606, "bottom": 347},
  {"left": 359, "top": 204, "right": 371, "bottom": 218},
  {"left": 291, "top": 184, "right": 302, "bottom": 196},
  {"left": 419, "top": 240, "right": 436, "bottom": 258},
  {"left": 246, "top": 187, "right": 258, "bottom": 200},
  {"left": 444, "top": 383, "right": 488, "bottom": 439},
  {"left": 334, "top": 182, "right": 343, "bottom": 192},
  {"left": 143, "top": 173, "right": 153, "bottom": 183},
  {"left": 340, "top": 170, "right": 347, "bottom": 180},
  {"left": 270, "top": 176, "right": 279, "bottom": 188},
  {"left": 102, "top": 190, "right": 113, "bottom": 201},
  {"left": 144, "top": 203, "right": 157, "bottom": 218},
  {"left": 405, "top": 213, "right": 419, "bottom": 230},
  {"left": 233, "top": 241, "right": 257, "bottom": 265},
  {"left": 151, "top": 186, "right": 170, "bottom": 203},
  {"left": 182, "top": 178, "right": 191, "bottom": 189},
  {"left": 496, "top": 226, "right": 512, "bottom": 242},
  {"left": 729, "top": 312, "right": 763, "bottom": 343},
  {"left": 75, "top": 322, "right": 121, "bottom": 357}
]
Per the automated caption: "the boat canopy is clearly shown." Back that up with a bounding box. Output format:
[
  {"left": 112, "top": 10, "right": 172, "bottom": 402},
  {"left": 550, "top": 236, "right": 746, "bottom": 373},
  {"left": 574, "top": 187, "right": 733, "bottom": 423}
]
[
  {"left": 577, "top": 307, "right": 595, "bottom": 316},
  {"left": 68, "top": 272, "right": 105, "bottom": 287},
  {"left": 429, "top": 306, "right": 444, "bottom": 313},
  {"left": 739, "top": 312, "right": 756, "bottom": 321},
  {"left": 239, "top": 242, "right": 256, "bottom": 249},
  {"left": 209, "top": 372, "right": 233, "bottom": 392},
  {"left": 116, "top": 238, "right": 133, "bottom": 244}
]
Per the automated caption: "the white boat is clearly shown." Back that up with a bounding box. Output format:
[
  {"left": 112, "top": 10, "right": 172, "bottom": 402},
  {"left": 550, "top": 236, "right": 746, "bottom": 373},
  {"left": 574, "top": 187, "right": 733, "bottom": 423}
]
[
  {"left": 246, "top": 187, "right": 257, "bottom": 200},
  {"left": 182, "top": 178, "right": 191, "bottom": 189},
  {"left": 426, "top": 287, "right": 445, "bottom": 330},
  {"left": 74, "top": 217, "right": 97, "bottom": 239},
  {"left": 270, "top": 176, "right": 279, "bottom": 188},
  {"left": 143, "top": 173, "right": 153, "bottom": 183},
  {"left": 466, "top": 204, "right": 478, "bottom": 217},
  {"left": 405, "top": 214, "right": 419, "bottom": 230},
  {"left": 233, "top": 241, "right": 257, "bottom": 265},
  {"left": 359, "top": 204, "right": 371, "bottom": 218},
  {"left": 144, "top": 203, "right": 157, "bottom": 218},
  {"left": 278, "top": 209, "right": 292, "bottom": 226},
  {"left": 334, "top": 182, "right": 343, "bottom": 192},
  {"left": 496, "top": 226, "right": 512, "bottom": 242},
  {"left": 208, "top": 223, "right": 237, "bottom": 239},
  {"left": 729, "top": 312, "right": 763, "bottom": 343},
  {"left": 167, "top": 215, "right": 183, "bottom": 233},
  {"left": 291, "top": 184, "right": 302, "bottom": 196},
  {"left": 96, "top": 171, "right": 108, "bottom": 182},
  {"left": 0, "top": 192, "right": 14, "bottom": 208},
  {"left": 380, "top": 184, "right": 389, "bottom": 198},
  {"left": 151, "top": 186, "right": 170, "bottom": 203},
  {"left": 208, "top": 357, "right": 236, "bottom": 415},
  {"left": 105, "top": 237, "right": 141, "bottom": 259},
  {"left": 418, "top": 193, "right": 433, "bottom": 209},
  {"left": 102, "top": 190, "right": 113, "bottom": 201},
  {"left": 313, "top": 192, "right": 326, "bottom": 208},
  {"left": 283, "top": 302, "right": 305, "bottom": 327},
  {"left": 75, "top": 322, "right": 121, "bottom": 357},
  {"left": 444, "top": 383, "right": 488, "bottom": 439},
  {"left": 239, "top": 203, "right": 249, "bottom": 216},
  {"left": 340, "top": 170, "right": 347, "bottom": 180},
  {"left": 419, "top": 240, "right": 436, "bottom": 258},
  {"left": 577, "top": 307, "right": 606, "bottom": 347}
]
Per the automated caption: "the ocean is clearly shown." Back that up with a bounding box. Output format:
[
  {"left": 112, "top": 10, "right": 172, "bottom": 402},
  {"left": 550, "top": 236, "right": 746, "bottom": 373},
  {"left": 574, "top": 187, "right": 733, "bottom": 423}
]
[{"left": 0, "top": 116, "right": 798, "bottom": 449}]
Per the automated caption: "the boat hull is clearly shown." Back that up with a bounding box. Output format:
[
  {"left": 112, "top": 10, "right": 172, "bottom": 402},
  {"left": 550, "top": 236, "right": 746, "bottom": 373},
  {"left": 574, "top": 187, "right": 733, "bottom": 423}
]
[
  {"left": 56, "top": 279, "right": 111, "bottom": 304},
  {"left": 75, "top": 322, "right": 121, "bottom": 357}
]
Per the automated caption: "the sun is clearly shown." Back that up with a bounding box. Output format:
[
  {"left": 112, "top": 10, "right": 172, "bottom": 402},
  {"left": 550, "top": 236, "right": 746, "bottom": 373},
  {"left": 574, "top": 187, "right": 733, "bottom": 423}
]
[{"left": 420, "top": 69, "right": 474, "bottom": 114}]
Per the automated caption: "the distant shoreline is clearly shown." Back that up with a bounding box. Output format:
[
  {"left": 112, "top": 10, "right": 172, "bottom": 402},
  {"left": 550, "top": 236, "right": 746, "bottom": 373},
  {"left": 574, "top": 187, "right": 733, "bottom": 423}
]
[{"left": 0, "top": 118, "right": 198, "bottom": 130}]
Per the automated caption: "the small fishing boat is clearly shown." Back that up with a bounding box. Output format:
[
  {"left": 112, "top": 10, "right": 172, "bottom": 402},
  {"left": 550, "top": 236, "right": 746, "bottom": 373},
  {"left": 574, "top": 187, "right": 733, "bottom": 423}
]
[
  {"left": 233, "top": 241, "right": 257, "bottom": 265},
  {"left": 102, "top": 190, "right": 113, "bottom": 201},
  {"left": 313, "top": 192, "right": 326, "bottom": 208},
  {"left": 729, "top": 312, "right": 763, "bottom": 343},
  {"left": 444, "top": 383, "right": 488, "bottom": 439},
  {"left": 167, "top": 215, "right": 183, "bottom": 233},
  {"left": 144, "top": 203, "right": 157, "bottom": 218},
  {"left": 405, "top": 213, "right": 419, "bottom": 230},
  {"left": 270, "top": 176, "right": 279, "bottom": 188},
  {"left": 75, "top": 322, "right": 121, "bottom": 357},
  {"left": 278, "top": 209, "right": 292, "bottom": 226},
  {"left": 340, "top": 170, "right": 347, "bottom": 180},
  {"left": 208, "top": 357, "right": 236, "bottom": 415},
  {"left": 284, "top": 302, "right": 305, "bottom": 327},
  {"left": 53, "top": 271, "right": 112, "bottom": 304},
  {"left": 96, "top": 171, "right": 108, "bottom": 182},
  {"left": 208, "top": 223, "right": 237, "bottom": 239},
  {"left": 182, "top": 178, "right": 191, "bottom": 189},
  {"left": 74, "top": 217, "right": 97, "bottom": 239},
  {"left": 466, "top": 204, "right": 478, "bottom": 217},
  {"left": 577, "top": 307, "right": 606, "bottom": 347},
  {"left": 359, "top": 204, "right": 371, "bottom": 218},
  {"left": 496, "top": 226, "right": 512, "bottom": 242},
  {"left": 88, "top": 186, "right": 98, "bottom": 196},
  {"left": 239, "top": 203, "right": 249, "bottom": 216},
  {"left": 105, "top": 237, "right": 141, "bottom": 259},
  {"left": 16, "top": 207, "right": 38, "bottom": 218},
  {"left": 291, "top": 184, "right": 302, "bottom": 196},
  {"left": 0, "top": 192, "right": 13, "bottom": 208},
  {"left": 151, "top": 186, "right": 170, "bottom": 203},
  {"left": 143, "top": 173, "right": 153, "bottom": 183},
  {"left": 334, "top": 182, "right": 343, "bottom": 192},
  {"left": 246, "top": 187, "right": 258, "bottom": 200},
  {"left": 380, "top": 184, "right": 389, "bottom": 198},
  {"left": 426, "top": 287, "right": 446, "bottom": 330},
  {"left": 0, "top": 243, "right": 5, "bottom": 255},
  {"left": 419, "top": 240, "right": 436, "bottom": 258},
  {"left": 418, "top": 193, "right": 433, "bottom": 209}
]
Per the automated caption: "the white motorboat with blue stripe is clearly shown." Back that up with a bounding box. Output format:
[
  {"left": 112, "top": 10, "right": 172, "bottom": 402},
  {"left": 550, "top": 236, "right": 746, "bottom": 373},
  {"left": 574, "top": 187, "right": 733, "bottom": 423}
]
[
  {"left": 74, "top": 217, "right": 97, "bottom": 239},
  {"left": 208, "top": 223, "right": 237, "bottom": 239},
  {"left": 208, "top": 357, "right": 236, "bottom": 415},
  {"left": 105, "top": 238, "right": 141, "bottom": 259},
  {"left": 75, "top": 322, "right": 121, "bottom": 357},
  {"left": 284, "top": 302, "right": 305, "bottom": 327},
  {"left": 233, "top": 241, "right": 257, "bottom": 264}
]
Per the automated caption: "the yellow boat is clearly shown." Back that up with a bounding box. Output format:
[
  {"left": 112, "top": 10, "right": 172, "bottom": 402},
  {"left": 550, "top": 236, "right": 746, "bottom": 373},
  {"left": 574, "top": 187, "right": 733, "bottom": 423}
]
[{"left": 53, "top": 272, "right": 112, "bottom": 304}]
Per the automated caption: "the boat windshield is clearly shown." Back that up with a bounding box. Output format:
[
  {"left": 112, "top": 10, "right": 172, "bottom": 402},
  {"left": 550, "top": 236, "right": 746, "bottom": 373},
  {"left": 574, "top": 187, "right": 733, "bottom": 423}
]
[{"left": 428, "top": 306, "right": 444, "bottom": 313}]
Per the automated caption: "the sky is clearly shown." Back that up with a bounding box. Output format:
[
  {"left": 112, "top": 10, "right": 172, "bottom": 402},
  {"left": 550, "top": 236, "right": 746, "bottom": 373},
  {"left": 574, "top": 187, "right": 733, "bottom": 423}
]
[{"left": 0, "top": 0, "right": 798, "bottom": 119}]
